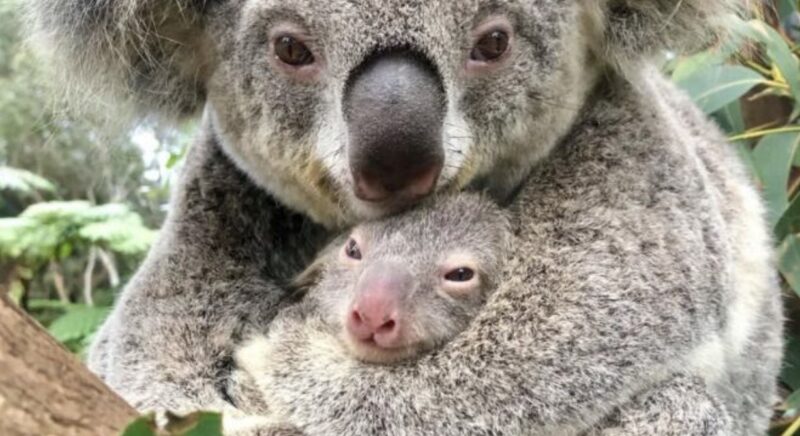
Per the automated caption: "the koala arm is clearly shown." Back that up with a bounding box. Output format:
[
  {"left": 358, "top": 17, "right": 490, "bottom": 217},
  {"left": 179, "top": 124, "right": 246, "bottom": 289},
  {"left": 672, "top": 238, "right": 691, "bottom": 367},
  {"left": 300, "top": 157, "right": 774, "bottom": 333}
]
[
  {"left": 236, "top": 89, "right": 749, "bottom": 435},
  {"left": 584, "top": 375, "right": 731, "bottom": 436},
  {"left": 86, "top": 122, "right": 330, "bottom": 412}
]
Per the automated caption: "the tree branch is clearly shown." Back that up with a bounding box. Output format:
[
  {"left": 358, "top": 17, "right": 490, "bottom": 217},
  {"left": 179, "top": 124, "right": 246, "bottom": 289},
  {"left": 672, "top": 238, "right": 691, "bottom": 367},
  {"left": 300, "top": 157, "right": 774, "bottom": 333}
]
[{"left": 0, "top": 294, "right": 136, "bottom": 435}]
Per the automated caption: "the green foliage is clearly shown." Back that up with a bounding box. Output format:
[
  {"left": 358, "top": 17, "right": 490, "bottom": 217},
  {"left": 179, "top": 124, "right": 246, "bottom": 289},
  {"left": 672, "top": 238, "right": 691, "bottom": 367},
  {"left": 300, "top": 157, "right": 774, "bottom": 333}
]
[
  {"left": 0, "top": 198, "right": 156, "bottom": 354},
  {"left": 670, "top": 5, "right": 800, "bottom": 434},
  {"left": 47, "top": 305, "right": 110, "bottom": 345},
  {"left": 0, "top": 0, "right": 191, "bottom": 361},
  {"left": 0, "top": 200, "right": 157, "bottom": 263},
  {"left": 674, "top": 64, "right": 765, "bottom": 113},
  {"left": 0, "top": 166, "right": 55, "bottom": 195},
  {"left": 0, "top": 0, "right": 146, "bottom": 207},
  {"left": 122, "top": 412, "right": 223, "bottom": 436}
]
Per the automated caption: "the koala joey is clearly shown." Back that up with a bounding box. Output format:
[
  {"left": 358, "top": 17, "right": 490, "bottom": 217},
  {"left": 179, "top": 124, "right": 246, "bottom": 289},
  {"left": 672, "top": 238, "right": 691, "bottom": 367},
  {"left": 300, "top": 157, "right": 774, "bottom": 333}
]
[{"left": 283, "top": 193, "right": 509, "bottom": 364}]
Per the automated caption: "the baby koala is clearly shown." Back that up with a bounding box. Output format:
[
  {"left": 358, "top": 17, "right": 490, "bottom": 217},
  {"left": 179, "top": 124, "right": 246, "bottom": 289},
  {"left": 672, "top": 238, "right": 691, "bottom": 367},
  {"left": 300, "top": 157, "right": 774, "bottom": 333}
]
[
  {"left": 238, "top": 192, "right": 509, "bottom": 370},
  {"left": 225, "top": 193, "right": 510, "bottom": 430},
  {"left": 281, "top": 192, "right": 510, "bottom": 364}
]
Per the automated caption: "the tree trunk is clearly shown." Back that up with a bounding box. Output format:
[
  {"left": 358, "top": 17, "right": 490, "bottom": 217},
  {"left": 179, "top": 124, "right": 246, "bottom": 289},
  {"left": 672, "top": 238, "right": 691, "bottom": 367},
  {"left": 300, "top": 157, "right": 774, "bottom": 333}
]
[
  {"left": 0, "top": 294, "right": 136, "bottom": 435},
  {"left": 49, "top": 260, "right": 69, "bottom": 304},
  {"left": 83, "top": 246, "right": 98, "bottom": 306},
  {"left": 97, "top": 248, "right": 120, "bottom": 288}
]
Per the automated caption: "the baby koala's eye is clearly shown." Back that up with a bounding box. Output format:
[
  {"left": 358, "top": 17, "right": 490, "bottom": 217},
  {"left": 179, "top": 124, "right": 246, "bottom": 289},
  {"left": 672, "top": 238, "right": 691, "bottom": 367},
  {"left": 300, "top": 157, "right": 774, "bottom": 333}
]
[
  {"left": 344, "top": 238, "right": 362, "bottom": 260},
  {"left": 444, "top": 267, "right": 475, "bottom": 282}
]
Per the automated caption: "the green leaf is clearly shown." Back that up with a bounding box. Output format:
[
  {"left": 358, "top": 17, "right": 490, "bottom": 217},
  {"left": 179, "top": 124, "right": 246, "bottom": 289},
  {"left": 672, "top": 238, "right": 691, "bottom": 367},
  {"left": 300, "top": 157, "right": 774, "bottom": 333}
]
[
  {"left": 780, "top": 236, "right": 800, "bottom": 297},
  {"left": 786, "top": 389, "right": 800, "bottom": 418},
  {"left": 57, "top": 242, "right": 73, "bottom": 259},
  {"left": 674, "top": 64, "right": 764, "bottom": 115},
  {"left": 711, "top": 100, "right": 745, "bottom": 135},
  {"left": 166, "top": 147, "right": 188, "bottom": 170},
  {"left": 121, "top": 414, "right": 157, "bottom": 436},
  {"left": 784, "top": 336, "right": 800, "bottom": 390},
  {"left": 779, "top": 0, "right": 798, "bottom": 19},
  {"left": 752, "top": 132, "right": 800, "bottom": 228},
  {"left": 47, "top": 305, "right": 110, "bottom": 344},
  {"left": 671, "top": 51, "right": 727, "bottom": 83},
  {"left": 776, "top": 194, "right": 800, "bottom": 243},
  {"left": 27, "top": 298, "right": 75, "bottom": 311}
]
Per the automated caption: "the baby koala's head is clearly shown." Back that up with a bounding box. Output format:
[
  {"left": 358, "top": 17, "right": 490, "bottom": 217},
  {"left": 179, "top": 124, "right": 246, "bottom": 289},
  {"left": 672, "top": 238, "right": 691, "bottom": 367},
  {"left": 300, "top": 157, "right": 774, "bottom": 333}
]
[{"left": 296, "top": 193, "right": 510, "bottom": 364}]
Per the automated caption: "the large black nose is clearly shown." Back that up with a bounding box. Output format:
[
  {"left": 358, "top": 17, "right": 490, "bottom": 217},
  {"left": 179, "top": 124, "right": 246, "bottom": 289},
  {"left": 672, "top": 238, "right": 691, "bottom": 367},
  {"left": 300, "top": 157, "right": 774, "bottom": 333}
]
[{"left": 344, "top": 51, "right": 445, "bottom": 203}]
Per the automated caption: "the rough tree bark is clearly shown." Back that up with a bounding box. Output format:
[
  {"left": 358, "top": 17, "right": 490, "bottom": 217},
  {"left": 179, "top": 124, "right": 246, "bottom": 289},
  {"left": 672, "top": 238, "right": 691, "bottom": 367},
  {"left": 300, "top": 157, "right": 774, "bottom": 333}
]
[{"left": 0, "top": 294, "right": 136, "bottom": 435}]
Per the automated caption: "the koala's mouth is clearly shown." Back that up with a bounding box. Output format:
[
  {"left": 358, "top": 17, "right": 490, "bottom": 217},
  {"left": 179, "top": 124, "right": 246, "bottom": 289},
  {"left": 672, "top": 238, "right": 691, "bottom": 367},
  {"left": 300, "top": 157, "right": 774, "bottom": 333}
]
[
  {"left": 343, "top": 335, "right": 424, "bottom": 365},
  {"left": 347, "top": 176, "right": 455, "bottom": 220}
]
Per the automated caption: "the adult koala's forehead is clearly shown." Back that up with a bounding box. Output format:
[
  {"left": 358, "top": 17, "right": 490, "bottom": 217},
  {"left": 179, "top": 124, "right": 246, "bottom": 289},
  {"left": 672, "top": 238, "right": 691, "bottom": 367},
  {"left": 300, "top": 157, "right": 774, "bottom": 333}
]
[
  {"left": 235, "top": 0, "right": 570, "bottom": 73},
  {"left": 224, "top": 0, "right": 574, "bottom": 138}
]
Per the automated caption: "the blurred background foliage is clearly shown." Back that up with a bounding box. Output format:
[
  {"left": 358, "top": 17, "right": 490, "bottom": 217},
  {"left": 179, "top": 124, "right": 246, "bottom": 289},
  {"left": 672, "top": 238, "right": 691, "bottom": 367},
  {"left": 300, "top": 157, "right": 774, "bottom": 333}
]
[
  {"left": 3, "top": 0, "right": 800, "bottom": 434},
  {"left": 0, "top": 0, "right": 193, "bottom": 355}
]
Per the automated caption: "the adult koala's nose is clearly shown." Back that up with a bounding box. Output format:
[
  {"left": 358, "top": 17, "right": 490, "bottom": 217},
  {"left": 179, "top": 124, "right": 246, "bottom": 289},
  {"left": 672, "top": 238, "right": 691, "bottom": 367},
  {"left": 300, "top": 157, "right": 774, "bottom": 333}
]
[{"left": 344, "top": 50, "right": 445, "bottom": 203}]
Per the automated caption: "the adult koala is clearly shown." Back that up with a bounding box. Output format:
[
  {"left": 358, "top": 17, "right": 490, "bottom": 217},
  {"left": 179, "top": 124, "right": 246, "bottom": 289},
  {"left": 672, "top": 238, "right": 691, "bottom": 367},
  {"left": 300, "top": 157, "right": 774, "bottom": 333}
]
[{"left": 27, "top": 0, "right": 781, "bottom": 434}]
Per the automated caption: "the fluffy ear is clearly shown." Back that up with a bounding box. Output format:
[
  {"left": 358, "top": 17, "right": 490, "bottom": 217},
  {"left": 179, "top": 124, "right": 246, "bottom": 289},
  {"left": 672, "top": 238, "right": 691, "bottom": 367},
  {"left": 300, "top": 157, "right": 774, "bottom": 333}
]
[
  {"left": 286, "top": 242, "right": 337, "bottom": 301},
  {"left": 597, "top": 0, "right": 746, "bottom": 68},
  {"left": 25, "top": 0, "right": 216, "bottom": 120}
]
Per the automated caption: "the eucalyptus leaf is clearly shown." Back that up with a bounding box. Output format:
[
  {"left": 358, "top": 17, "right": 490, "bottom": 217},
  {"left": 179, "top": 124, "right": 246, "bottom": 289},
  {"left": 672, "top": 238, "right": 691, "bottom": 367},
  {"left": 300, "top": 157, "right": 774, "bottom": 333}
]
[
  {"left": 786, "top": 389, "right": 800, "bottom": 418},
  {"left": 776, "top": 194, "right": 800, "bottom": 243},
  {"left": 752, "top": 132, "right": 800, "bottom": 228},
  {"left": 784, "top": 336, "right": 800, "bottom": 390},
  {"left": 712, "top": 100, "right": 745, "bottom": 134},
  {"left": 674, "top": 64, "right": 764, "bottom": 114}
]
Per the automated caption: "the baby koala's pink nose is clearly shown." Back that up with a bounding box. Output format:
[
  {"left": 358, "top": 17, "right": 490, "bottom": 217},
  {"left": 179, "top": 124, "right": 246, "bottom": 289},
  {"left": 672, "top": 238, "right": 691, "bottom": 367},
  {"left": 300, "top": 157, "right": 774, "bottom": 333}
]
[
  {"left": 346, "top": 262, "right": 411, "bottom": 349},
  {"left": 347, "top": 303, "right": 401, "bottom": 347}
]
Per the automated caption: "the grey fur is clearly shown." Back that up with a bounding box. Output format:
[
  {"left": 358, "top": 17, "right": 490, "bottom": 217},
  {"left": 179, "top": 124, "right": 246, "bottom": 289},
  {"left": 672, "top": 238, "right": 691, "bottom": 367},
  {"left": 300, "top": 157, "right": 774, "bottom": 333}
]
[
  {"left": 290, "top": 193, "right": 510, "bottom": 363},
  {"left": 584, "top": 376, "right": 732, "bottom": 436},
  {"left": 231, "top": 71, "right": 781, "bottom": 435},
  {"left": 24, "top": 0, "right": 780, "bottom": 435}
]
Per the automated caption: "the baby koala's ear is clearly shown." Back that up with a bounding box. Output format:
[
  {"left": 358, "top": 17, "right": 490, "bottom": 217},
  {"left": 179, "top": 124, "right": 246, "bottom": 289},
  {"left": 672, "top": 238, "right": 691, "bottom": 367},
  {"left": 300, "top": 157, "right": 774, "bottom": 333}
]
[
  {"left": 287, "top": 237, "right": 345, "bottom": 301},
  {"left": 287, "top": 259, "right": 326, "bottom": 302}
]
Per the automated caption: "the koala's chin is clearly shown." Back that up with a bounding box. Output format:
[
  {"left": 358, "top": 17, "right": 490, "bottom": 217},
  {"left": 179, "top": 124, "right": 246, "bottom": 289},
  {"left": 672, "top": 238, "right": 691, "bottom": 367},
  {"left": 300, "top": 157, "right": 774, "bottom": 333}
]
[
  {"left": 340, "top": 331, "right": 428, "bottom": 365},
  {"left": 347, "top": 195, "right": 429, "bottom": 221},
  {"left": 344, "top": 178, "right": 463, "bottom": 221}
]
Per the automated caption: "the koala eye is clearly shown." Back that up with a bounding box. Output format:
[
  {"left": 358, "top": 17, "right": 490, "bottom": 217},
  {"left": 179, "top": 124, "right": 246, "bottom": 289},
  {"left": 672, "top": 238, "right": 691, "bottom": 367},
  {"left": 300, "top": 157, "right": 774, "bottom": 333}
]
[
  {"left": 470, "top": 29, "right": 509, "bottom": 62},
  {"left": 274, "top": 35, "right": 315, "bottom": 66},
  {"left": 344, "top": 238, "right": 362, "bottom": 260},
  {"left": 444, "top": 267, "right": 475, "bottom": 282}
]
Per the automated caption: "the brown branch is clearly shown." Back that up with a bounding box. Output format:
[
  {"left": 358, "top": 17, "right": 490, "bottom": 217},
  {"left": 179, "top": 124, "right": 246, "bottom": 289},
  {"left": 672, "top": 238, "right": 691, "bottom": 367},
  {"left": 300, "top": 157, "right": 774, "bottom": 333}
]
[{"left": 0, "top": 294, "right": 136, "bottom": 435}]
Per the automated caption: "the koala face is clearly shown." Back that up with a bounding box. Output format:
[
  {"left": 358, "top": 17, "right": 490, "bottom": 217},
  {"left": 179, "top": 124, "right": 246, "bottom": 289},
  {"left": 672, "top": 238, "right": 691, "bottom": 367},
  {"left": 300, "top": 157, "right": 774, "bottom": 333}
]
[
  {"left": 206, "top": 0, "right": 602, "bottom": 226},
  {"left": 307, "top": 194, "right": 509, "bottom": 364}
]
